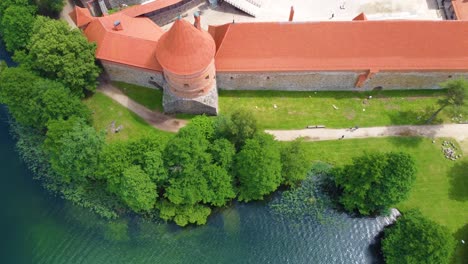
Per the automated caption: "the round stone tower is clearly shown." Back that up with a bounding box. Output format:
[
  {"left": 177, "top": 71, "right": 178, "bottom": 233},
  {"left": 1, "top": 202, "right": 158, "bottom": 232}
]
[{"left": 156, "top": 15, "right": 218, "bottom": 115}]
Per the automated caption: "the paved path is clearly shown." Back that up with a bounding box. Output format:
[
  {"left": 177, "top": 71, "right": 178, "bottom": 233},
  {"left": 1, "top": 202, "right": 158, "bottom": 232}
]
[
  {"left": 98, "top": 83, "right": 187, "bottom": 133},
  {"left": 60, "top": 0, "right": 77, "bottom": 29},
  {"left": 266, "top": 124, "right": 468, "bottom": 142}
]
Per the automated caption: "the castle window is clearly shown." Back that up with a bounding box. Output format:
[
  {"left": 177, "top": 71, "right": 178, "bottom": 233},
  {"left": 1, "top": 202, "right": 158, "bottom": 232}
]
[
  {"left": 184, "top": 84, "right": 189, "bottom": 88},
  {"left": 448, "top": 75, "right": 453, "bottom": 78},
  {"left": 267, "top": 76, "right": 270, "bottom": 80},
  {"left": 205, "top": 75, "right": 209, "bottom": 79},
  {"left": 230, "top": 76, "right": 234, "bottom": 80},
  {"left": 150, "top": 77, "right": 154, "bottom": 80}
]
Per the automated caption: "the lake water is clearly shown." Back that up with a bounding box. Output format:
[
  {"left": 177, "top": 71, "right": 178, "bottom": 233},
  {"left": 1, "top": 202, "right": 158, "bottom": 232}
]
[{"left": 0, "top": 38, "right": 388, "bottom": 264}]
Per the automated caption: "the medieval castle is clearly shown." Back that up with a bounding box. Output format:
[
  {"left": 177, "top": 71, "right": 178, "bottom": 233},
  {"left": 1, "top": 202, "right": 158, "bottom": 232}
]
[{"left": 70, "top": 0, "right": 468, "bottom": 115}]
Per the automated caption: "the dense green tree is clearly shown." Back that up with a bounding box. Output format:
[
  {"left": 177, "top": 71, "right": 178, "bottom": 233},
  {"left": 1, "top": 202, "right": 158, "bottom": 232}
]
[
  {"left": 163, "top": 120, "right": 235, "bottom": 213},
  {"left": 208, "top": 138, "right": 236, "bottom": 171},
  {"left": 33, "top": 0, "right": 64, "bottom": 17},
  {"left": 280, "top": 139, "right": 310, "bottom": 186},
  {"left": 333, "top": 152, "right": 416, "bottom": 215},
  {"left": 382, "top": 210, "right": 455, "bottom": 264},
  {"left": 426, "top": 78, "right": 468, "bottom": 123},
  {"left": 0, "top": 68, "right": 90, "bottom": 129},
  {"left": 203, "top": 164, "right": 236, "bottom": 206},
  {"left": 235, "top": 133, "right": 282, "bottom": 202},
  {"left": 18, "top": 16, "right": 100, "bottom": 96},
  {"left": 44, "top": 117, "right": 104, "bottom": 182},
  {"left": 32, "top": 80, "right": 91, "bottom": 127},
  {"left": 215, "top": 110, "right": 257, "bottom": 149},
  {"left": 0, "top": 67, "right": 40, "bottom": 120},
  {"left": 143, "top": 150, "right": 168, "bottom": 185},
  {"left": 157, "top": 200, "right": 211, "bottom": 226},
  {"left": 1, "top": 5, "right": 36, "bottom": 52},
  {"left": 0, "top": 0, "right": 30, "bottom": 20},
  {"left": 117, "top": 166, "right": 157, "bottom": 212}
]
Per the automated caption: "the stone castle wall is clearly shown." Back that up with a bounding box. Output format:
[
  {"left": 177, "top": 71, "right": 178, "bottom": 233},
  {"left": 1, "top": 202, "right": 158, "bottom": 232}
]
[
  {"left": 217, "top": 71, "right": 468, "bottom": 91},
  {"left": 216, "top": 71, "right": 362, "bottom": 91},
  {"left": 102, "top": 61, "right": 164, "bottom": 89}
]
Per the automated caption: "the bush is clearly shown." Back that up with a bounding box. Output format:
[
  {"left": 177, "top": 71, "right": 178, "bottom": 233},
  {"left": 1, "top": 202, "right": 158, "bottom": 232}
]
[
  {"left": 382, "top": 210, "right": 455, "bottom": 264},
  {"left": 333, "top": 152, "right": 416, "bottom": 215},
  {"left": 235, "top": 133, "right": 282, "bottom": 201}
]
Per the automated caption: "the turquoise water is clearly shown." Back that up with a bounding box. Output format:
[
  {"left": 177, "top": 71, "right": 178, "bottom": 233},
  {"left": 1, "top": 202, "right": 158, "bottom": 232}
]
[{"left": 0, "top": 39, "right": 387, "bottom": 264}]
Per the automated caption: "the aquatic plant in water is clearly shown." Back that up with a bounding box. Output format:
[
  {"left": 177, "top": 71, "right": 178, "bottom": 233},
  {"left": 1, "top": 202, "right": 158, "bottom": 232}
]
[{"left": 270, "top": 162, "right": 334, "bottom": 225}]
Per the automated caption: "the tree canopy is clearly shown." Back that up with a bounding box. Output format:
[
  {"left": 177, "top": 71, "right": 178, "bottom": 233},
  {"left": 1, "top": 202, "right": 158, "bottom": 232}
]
[
  {"left": 333, "top": 152, "right": 416, "bottom": 215},
  {"left": 44, "top": 117, "right": 104, "bottom": 182},
  {"left": 33, "top": 0, "right": 65, "bottom": 17},
  {"left": 427, "top": 78, "right": 468, "bottom": 123},
  {"left": 235, "top": 133, "right": 282, "bottom": 202},
  {"left": 1, "top": 4, "right": 36, "bottom": 52},
  {"left": 280, "top": 139, "right": 310, "bottom": 186},
  {"left": 382, "top": 210, "right": 455, "bottom": 264},
  {"left": 17, "top": 16, "right": 100, "bottom": 97},
  {"left": 118, "top": 166, "right": 157, "bottom": 212},
  {"left": 0, "top": 67, "right": 90, "bottom": 129}
]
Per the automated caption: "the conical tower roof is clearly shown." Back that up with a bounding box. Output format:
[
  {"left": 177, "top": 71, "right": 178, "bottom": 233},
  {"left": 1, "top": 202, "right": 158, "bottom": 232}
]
[{"left": 156, "top": 18, "right": 216, "bottom": 75}]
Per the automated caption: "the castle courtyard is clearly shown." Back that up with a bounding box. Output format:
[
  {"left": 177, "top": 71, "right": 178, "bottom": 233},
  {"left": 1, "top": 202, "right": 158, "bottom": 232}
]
[{"left": 162, "top": 0, "right": 443, "bottom": 30}]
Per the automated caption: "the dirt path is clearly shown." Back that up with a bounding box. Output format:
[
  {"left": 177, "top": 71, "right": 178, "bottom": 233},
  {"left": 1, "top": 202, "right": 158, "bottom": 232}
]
[
  {"left": 266, "top": 124, "right": 468, "bottom": 143},
  {"left": 98, "top": 83, "right": 187, "bottom": 133}
]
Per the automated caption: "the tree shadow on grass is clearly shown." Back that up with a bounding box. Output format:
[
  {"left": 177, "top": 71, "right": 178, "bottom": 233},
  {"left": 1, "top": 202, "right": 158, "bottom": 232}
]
[
  {"left": 449, "top": 160, "right": 468, "bottom": 202},
  {"left": 452, "top": 224, "right": 468, "bottom": 264},
  {"left": 386, "top": 106, "right": 442, "bottom": 126},
  {"left": 385, "top": 136, "right": 424, "bottom": 148}
]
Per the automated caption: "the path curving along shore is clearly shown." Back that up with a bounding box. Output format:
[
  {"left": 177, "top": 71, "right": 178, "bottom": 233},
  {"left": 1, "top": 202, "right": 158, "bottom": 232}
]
[{"left": 98, "top": 83, "right": 187, "bottom": 133}]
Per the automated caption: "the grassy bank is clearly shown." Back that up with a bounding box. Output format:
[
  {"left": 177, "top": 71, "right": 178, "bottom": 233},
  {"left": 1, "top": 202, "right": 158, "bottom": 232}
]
[
  {"left": 302, "top": 137, "right": 467, "bottom": 263},
  {"left": 112, "top": 82, "right": 464, "bottom": 129},
  {"left": 84, "top": 92, "right": 173, "bottom": 142}
]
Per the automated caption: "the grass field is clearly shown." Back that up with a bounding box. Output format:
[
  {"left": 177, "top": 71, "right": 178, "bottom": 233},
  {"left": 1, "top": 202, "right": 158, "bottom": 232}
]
[
  {"left": 112, "top": 82, "right": 466, "bottom": 129},
  {"left": 83, "top": 92, "right": 173, "bottom": 142},
  {"left": 302, "top": 137, "right": 468, "bottom": 263}
]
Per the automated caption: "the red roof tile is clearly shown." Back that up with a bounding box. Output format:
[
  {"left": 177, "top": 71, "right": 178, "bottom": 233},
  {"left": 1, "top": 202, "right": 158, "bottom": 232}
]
[
  {"left": 69, "top": 6, "right": 94, "bottom": 28},
  {"left": 84, "top": 13, "right": 164, "bottom": 71},
  {"left": 156, "top": 19, "right": 216, "bottom": 75},
  {"left": 353, "top": 12, "right": 367, "bottom": 21},
  {"left": 452, "top": 0, "right": 468, "bottom": 20},
  {"left": 211, "top": 21, "right": 468, "bottom": 72},
  {"left": 122, "top": 0, "right": 182, "bottom": 17}
]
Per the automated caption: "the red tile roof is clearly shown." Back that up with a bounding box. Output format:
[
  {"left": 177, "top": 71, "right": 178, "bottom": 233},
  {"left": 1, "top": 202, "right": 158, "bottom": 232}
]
[
  {"left": 353, "top": 12, "right": 367, "bottom": 21},
  {"left": 84, "top": 13, "right": 164, "bottom": 71},
  {"left": 122, "top": 0, "right": 183, "bottom": 17},
  {"left": 452, "top": 0, "right": 468, "bottom": 20},
  {"left": 210, "top": 21, "right": 468, "bottom": 72},
  {"left": 156, "top": 19, "right": 216, "bottom": 75},
  {"left": 69, "top": 6, "right": 94, "bottom": 28}
]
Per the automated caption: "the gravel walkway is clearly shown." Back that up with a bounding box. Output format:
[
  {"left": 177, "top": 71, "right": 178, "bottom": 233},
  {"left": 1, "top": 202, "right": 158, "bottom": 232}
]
[{"left": 266, "top": 124, "right": 468, "bottom": 142}]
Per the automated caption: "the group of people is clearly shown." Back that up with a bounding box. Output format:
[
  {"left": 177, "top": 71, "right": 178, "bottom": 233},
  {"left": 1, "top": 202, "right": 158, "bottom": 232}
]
[{"left": 339, "top": 125, "right": 359, "bottom": 140}]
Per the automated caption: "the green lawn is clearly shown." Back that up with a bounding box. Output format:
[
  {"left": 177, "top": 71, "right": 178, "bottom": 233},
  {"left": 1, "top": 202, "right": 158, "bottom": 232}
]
[
  {"left": 84, "top": 92, "right": 173, "bottom": 142},
  {"left": 112, "top": 82, "right": 465, "bottom": 129},
  {"left": 302, "top": 137, "right": 468, "bottom": 263}
]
